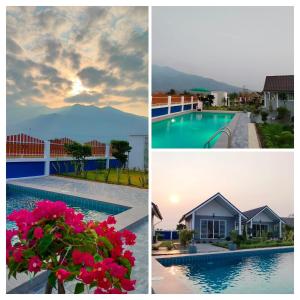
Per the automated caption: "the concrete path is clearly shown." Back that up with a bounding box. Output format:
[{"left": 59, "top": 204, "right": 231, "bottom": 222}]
[
  {"left": 248, "top": 123, "right": 260, "bottom": 148},
  {"left": 231, "top": 112, "right": 250, "bottom": 148}
]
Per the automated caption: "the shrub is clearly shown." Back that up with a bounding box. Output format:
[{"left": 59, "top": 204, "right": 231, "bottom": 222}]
[
  {"left": 225, "top": 236, "right": 231, "bottom": 242},
  {"left": 179, "top": 229, "right": 194, "bottom": 248},
  {"left": 159, "top": 241, "right": 174, "bottom": 251},
  {"left": 261, "top": 111, "right": 269, "bottom": 123},
  {"left": 6, "top": 201, "right": 136, "bottom": 294},
  {"left": 277, "top": 107, "right": 290, "bottom": 120}
]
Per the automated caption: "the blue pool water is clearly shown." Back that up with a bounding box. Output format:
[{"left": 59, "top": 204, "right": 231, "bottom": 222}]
[
  {"left": 152, "top": 112, "right": 235, "bottom": 148},
  {"left": 6, "top": 184, "right": 129, "bottom": 230},
  {"left": 158, "top": 248, "right": 294, "bottom": 294}
]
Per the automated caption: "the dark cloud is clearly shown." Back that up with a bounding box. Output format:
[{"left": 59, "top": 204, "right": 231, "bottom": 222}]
[
  {"left": 35, "top": 7, "right": 66, "bottom": 29},
  {"left": 62, "top": 50, "right": 81, "bottom": 70},
  {"left": 64, "top": 92, "right": 102, "bottom": 104},
  {"left": 7, "top": 37, "right": 23, "bottom": 54},
  {"left": 77, "top": 66, "right": 118, "bottom": 88},
  {"left": 44, "top": 38, "right": 62, "bottom": 63},
  {"left": 75, "top": 7, "right": 108, "bottom": 42}
]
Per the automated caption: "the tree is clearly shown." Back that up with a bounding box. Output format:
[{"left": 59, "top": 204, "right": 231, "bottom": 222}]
[
  {"left": 110, "top": 140, "right": 132, "bottom": 168},
  {"left": 176, "top": 223, "right": 186, "bottom": 231},
  {"left": 179, "top": 229, "right": 194, "bottom": 248},
  {"left": 64, "top": 142, "right": 92, "bottom": 175},
  {"left": 261, "top": 111, "right": 269, "bottom": 123},
  {"left": 167, "top": 89, "right": 176, "bottom": 95}
]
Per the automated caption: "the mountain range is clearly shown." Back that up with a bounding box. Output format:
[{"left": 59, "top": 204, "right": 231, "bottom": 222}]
[
  {"left": 152, "top": 65, "right": 243, "bottom": 93},
  {"left": 7, "top": 104, "right": 148, "bottom": 143}
]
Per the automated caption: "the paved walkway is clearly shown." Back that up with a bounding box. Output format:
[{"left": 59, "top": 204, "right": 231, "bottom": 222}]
[
  {"left": 153, "top": 243, "right": 228, "bottom": 256},
  {"left": 231, "top": 112, "right": 250, "bottom": 148},
  {"left": 248, "top": 123, "right": 260, "bottom": 148}
]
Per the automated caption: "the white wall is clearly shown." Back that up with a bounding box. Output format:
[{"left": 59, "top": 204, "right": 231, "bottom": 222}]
[
  {"left": 195, "top": 200, "right": 234, "bottom": 217},
  {"left": 128, "top": 135, "right": 148, "bottom": 170},
  {"left": 253, "top": 210, "right": 274, "bottom": 222},
  {"left": 211, "top": 91, "right": 228, "bottom": 106}
]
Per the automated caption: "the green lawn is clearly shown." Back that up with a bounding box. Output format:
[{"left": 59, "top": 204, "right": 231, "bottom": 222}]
[
  {"left": 57, "top": 169, "right": 148, "bottom": 189},
  {"left": 213, "top": 240, "right": 294, "bottom": 250},
  {"left": 256, "top": 123, "right": 294, "bottom": 148}
]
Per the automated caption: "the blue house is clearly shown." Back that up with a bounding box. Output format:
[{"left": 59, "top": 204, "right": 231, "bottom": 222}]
[{"left": 179, "top": 193, "right": 286, "bottom": 241}]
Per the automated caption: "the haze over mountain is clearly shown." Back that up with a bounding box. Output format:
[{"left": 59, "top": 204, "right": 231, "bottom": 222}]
[
  {"left": 152, "top": 65, "right": 244, "bottom": 93},
  {"left": 7, "top": 104, "right": 148, "bottom": 143}
]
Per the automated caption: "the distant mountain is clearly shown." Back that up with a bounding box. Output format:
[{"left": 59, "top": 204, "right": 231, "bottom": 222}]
[
  {"left": 152, "top": 65, "right": 243, "bottom": 93},
  {"left": 7, "top": 104, "right": 148, "bottom": 143}
]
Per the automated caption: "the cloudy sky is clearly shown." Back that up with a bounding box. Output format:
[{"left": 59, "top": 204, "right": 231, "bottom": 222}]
[
  {"left": 7, "top": 7, "right": 148, "bottom": 116},
  {"left": 153, "top": 6, "right": 294, "bottom": 91},
  {"left": 152, "top": 152, "right": 294, "bottom": 229}
]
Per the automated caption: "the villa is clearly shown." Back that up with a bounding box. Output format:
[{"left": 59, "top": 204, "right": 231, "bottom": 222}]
[
  {"left": 263, "top": 75, "right": 294, "bottom": 117},
  {"left": 179, "top": 192, "right": 286, "bottom": 241},
  {"left": 152, "top": 202, "right": 163, "bottom": 243}
]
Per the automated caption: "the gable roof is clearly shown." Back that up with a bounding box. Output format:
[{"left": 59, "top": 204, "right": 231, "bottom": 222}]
[
  {"left": 152, "top": 202, "right": 163, "bottom": 220},
  {"left": 281, "top": 217, "right": 294, "bottom": 227},
  {"left": 179, "top": 192, "right": 247, "bottom": 223},
  {"left": 243, "top": 205, "right": 286, "bottom": 224},
  {"left": 263, "top": 75, "right": 294, "bottom": 92}
]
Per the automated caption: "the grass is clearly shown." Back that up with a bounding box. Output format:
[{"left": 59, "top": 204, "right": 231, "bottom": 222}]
[
  {"left": 256, "top": 123, "right": 294, "bottom": 148},
  {"left": 213, "top": 240, "right": 294, "bottom": 250},
  {"left": 57, "top": 169, "right": 148, "bottom": 189}
]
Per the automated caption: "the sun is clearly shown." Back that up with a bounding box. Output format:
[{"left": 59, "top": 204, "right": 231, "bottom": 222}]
[
  {"left": 170, "top": 194, "right": 180, "bottom": 204},
  {"left": 71, "top": 78, "right": 86, "bottom": 96}
]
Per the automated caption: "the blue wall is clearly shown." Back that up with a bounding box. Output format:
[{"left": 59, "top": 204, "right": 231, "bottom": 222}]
[
  {"left": 170, "top": 105, "right": 182, "bottom": 113},
  {"left": 156, "top": 230, "right": 179, "bottom": 240},
  {"left": 7, "top": 161, "right": 45, "bottom": 179},
  {"left": 184, "top": 104, "right": 192, "bottom": 110},
  {"left": 109, "top": 159, "right": 122, "bottom": 168},
  {"left": 152, "top": 107, "right": 168, "bottom": 117}
]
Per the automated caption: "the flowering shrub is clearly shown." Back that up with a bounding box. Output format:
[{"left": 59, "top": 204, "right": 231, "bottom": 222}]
[{"left": 6, "top": 200, "right": 136, "bottom": 294}]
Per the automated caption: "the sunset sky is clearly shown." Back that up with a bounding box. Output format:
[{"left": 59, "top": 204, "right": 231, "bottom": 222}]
[
  {"left": 152, "top": 152, "right": 294, "bottom": 229},
  {"left": 7, "top": 7, "right": 148, "bottom": 116}
]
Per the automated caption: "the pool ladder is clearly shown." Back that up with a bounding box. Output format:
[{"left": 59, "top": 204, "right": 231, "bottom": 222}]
[{"left": 203, "top": 127, "right": 232, "bottom": 148}]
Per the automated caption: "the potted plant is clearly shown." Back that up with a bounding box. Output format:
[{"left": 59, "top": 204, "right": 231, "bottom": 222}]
[
  {"left": 6, "top": 200, "right": 136, "bottom": 294},
  {"left": 179, "top": 229, "right": 196, "bottom": 253}
]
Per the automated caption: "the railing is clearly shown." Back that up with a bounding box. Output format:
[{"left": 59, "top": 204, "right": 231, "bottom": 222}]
[
  {"left": 6, "top": 134, "right": 45, "bottom": 158},
  {"left": 203, "top": 127, "right": 232, "bottom": 148},
  {"left": 152, "top": 96, "right": 168, "bottom": 106},
  {"left": 7, "top": 134, "right": 110, "bottom": 159}
]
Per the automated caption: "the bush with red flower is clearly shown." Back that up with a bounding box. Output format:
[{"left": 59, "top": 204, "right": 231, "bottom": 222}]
[{"left": 6, "top": 200, "right": 136, "bottom": 294}]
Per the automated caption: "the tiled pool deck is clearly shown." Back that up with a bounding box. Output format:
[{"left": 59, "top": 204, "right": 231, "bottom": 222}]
[
  {"left": 152, "top": 246, "right": 294, "bottom": 294},
  {"left": 7, "top": 176, "right": 148, "bottom": 294}
]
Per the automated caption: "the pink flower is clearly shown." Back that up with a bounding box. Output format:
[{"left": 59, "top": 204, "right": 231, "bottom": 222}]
[
  {"left": 78, "top": 268, "right": 94, "bottom": 284},
  {"left": 122, "top": 229, "right": 136, "bottom": 245},
  {"left": 28, "top": 256, "right": 42, "bottom": 273},
  {"left": 123, "top": 250, "right": 135, "bottom": 266},
  {"left": 71, "top": 249, "right": 94, "bottom": 266},
  {"left": 12, "top": 248, "right": 23, "bottom": 263},
  {"left": 56, "top": 269, "right": 71, "bottom": 282},
  {"left": 33, "top": 227, "right": 44, "bottom": 239},
  {"left": 108, "top": 263, "right": 127, "bottom": 279},
  {"left": 6, "top": 229, "right": 18, "bottom": 251},
  {"left": 107, "top": 216, "right": 116, "bottom": 225},
  {"left": 7, "top": 209, "right": 34, "bottom": 227},
  {"left": 120, "top": 278, "right": 136, "bottom": 291},
  {"left": 72, "top": 249, "right": 83, "bottom": 265}
]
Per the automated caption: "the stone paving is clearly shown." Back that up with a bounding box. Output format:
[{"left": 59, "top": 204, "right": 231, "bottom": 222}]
[{"left": 231, "top": 112, "right": 250, "bottom": 148}]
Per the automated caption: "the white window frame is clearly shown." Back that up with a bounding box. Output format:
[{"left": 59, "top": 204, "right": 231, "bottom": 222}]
[{"left": 200, "top": 219, "right": 227, "bottom": 239}]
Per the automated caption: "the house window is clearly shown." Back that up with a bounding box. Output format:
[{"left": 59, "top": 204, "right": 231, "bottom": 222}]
[
  {"left": 200, "top": 219, "right": 226, "bottom": 239},
  {"left": 252, "top": 224, "right": 269, "bottom": 237}
]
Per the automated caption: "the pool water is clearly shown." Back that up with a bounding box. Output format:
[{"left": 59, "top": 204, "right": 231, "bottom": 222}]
[
  {"left": 6, "top": 184, "right": 129, "bottom": 230},
  {"left": 152, "top": 112, "right": 235, "bottom": 148},
  {"left": 158, "top": 248, "right": 294, "bottom": 294}
]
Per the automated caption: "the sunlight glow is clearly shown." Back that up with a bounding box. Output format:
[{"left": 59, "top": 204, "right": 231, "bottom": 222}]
[
  {"left": 71, "top": 78, "right": 86, "bottom": 95},
  {"left": 170, "top": 194, "right": 180, "bottom": 204}
]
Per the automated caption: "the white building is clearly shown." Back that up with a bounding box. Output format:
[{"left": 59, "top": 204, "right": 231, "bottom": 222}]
[
  {"left": 128, "top": 135, "right": 148, "bottom": 170},
  {"left": 211, "top": 91, "right": 229, "bottom": 106}
]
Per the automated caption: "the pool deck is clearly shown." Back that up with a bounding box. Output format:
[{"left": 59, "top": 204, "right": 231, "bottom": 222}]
[
  {"left": 152, "top": 246, "right": 294, "bottom": 294},
  {"left": 7, "top": 176, "right": 148, "bottom": 293}
]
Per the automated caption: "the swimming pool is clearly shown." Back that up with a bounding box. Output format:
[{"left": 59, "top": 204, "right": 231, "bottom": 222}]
[
  {"left": 6, "top": 184, "right": 129, "bottom": 230},
  {"left": 152, "top": 112, "right": 235, "bottom": 148},
  {"left": 157, "top": 248, "right": 294, "bottom": 294}
]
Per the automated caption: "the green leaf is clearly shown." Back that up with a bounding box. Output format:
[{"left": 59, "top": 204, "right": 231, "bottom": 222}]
[
  {"left": 74, "top": 282, "right": 84, "bottom": 294},
  {"left": 98, "top": 236, "right": 113, "bottom": 251},
  {"left": 48, "top": 272, "right": 57, "bottom": 289},
  {"left": 37, "top": 234, "right": 53, "bottom": 255},
  {"left": 22, "top": 249, "right": 35, "bottom": 259},
  {"left": 94, "top": 253, "right": 103, "bottom": 262},
  {"left": 119, "top": 257, "right": 132, "bottom": 276}
]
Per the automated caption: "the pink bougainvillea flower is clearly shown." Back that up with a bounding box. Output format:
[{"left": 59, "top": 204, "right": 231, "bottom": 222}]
[
  {"left": 12, "top": 247, "right": 23, "bottom": 263},
  {"left": 78, "top": 267, "right": 94, "bottom": 284},
  {"left": 33, "top": 227, "right": 44, "bottom": 239},
  {"left": 56, "top": 269, "right": 71, "bottom": 282},
  {"left": 71, "top": 249, "right": 94, "bottom": 267},
  {"left": 107, "top": 215, "right": 116, "bottom": 225},
  {"left": 54, "top": 232, "right": 62, "bottom": 239},
  {"left": 6, "top": 229, "right": 18, "bottom": 251},
  {"left": 7, "top": 209, "right": 34, "bottom": 226},
  {"left": 122, "top": 229, "right": 136, "bottom": 246},
  {"left": 72, "top": 249, "right": 83, "bottom": 265},
  {"left": 120, "top": 278, "right": 136, "bottom": 291},
  {"left": 33, "top": 200, "right": 67, "bottom": 220},
  {"left": 123, "top": 250, "right": 135, "bottom": 266},
  {"left": 28, "top": 256, "right": 42, "bottom": 273}
]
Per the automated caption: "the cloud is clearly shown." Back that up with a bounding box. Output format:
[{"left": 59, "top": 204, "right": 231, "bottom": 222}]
[
  {"left": 63, "top": 50, "right": 81, "bottom": 70},
  {"left": 64, "top": 91, "right": 102, "bottom": 103},
  {"left": 7, "top": 37, "right": 23, "bottom": 54},
  {"left": 77, "top": 66, "right": 118, "bottom": 88},
  {"left": 44, "top": 38, "right": 62, "bottom": 63}
]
